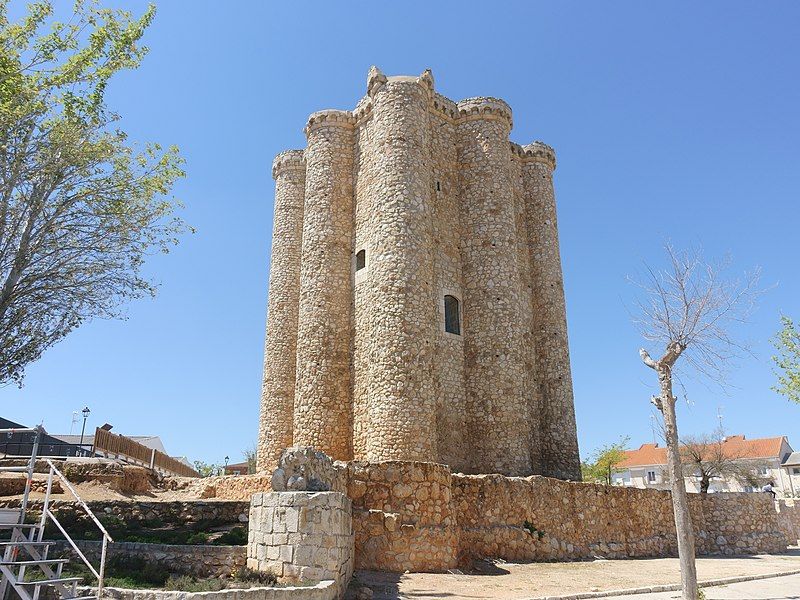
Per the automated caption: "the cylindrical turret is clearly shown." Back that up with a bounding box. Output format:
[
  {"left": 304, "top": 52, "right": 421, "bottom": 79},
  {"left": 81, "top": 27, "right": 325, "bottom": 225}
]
[
  {"left": 456, "top": 98, "right": 532, "bottom": 475},
  {"left": 521, "top": 142, "right": 581, "bottom": 480},
  {"left": 293, "top": 110, "right": 355, "bottom": 461},
  {"left": 256, "top": 150, "right": 306, "bottom": 473},
  {"left": 357, "top": 69, "right": 439, "bottom": 461}
]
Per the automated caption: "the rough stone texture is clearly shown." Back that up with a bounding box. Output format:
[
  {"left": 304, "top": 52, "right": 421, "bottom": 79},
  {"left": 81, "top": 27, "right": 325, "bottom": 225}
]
[
  {"left": 339, "top": 461, "right": 788, "bottom": 572},
  {"left": 455, "top": 474, "right": 788, "bottom": 562},
  {"left": 0, "top": 499, "right": 250, "bottom": 530},
  {"left": 248, "top": 492, "right": 353, "bottom": 599},
  {"left": 456, "top": 99, "right": 531, "bottom": 475},
  {"left": 0, "top": 475, "right": 62, "bottom": 496},
  {"left": 257, "top": 150, "right": 306, "bottom": 472},
  {"left": 53, "top": 540, "right": 245, "bottom": 577},
  {"left": 343, "top": 461, "right": 457, "bottom": 572},
  {"left": 195, "top": 474, "right": 273, "bottom": 500},
  {"left": 292, "top": 111, "right": 355, "bottom": 463},
  {"left": 95, "top": 581, "right": 339, "bottom": 600},
  {"left": 270, "top": 447, "right": 345, "bottom": 493},
  {"left": 519, "top": 143, "right": 581, "bottom": 480},
  {"left": 776, "top": 499, "right": 800, "bottom": 545},
  {"left": 258, "top": 67, "right": 581, "bottom": 479}
]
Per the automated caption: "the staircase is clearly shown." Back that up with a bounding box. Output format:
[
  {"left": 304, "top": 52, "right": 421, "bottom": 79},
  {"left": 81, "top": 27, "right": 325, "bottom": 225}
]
[{"left": 0, "top": 426, "right": 112, "bottom": 600}]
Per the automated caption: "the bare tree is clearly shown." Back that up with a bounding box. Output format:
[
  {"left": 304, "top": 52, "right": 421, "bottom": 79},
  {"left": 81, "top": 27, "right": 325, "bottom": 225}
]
[
  {"left": 633, "top": 244, "right": 759, "bottom": 600},
  {"left": 680, "top": 429, "right": 742, "bottom": 493}
]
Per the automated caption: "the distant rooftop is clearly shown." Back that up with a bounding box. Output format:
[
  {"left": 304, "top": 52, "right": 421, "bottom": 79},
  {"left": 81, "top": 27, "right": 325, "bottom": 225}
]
[{"left": 620, "top": 435, "right": 790, "bottom": 468}]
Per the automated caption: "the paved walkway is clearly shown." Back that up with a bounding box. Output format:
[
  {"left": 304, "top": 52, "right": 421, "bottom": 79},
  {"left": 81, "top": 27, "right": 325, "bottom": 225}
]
[
  {"left": 602, "top": 573, "right": 800, "bottom": 599},
  {"left": 348, "top": 551, "right": 800, "bottom": 599}
]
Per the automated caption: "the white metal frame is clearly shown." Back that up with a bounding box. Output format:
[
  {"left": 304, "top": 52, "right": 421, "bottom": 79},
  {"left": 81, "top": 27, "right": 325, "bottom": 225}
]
[{"left": 0, "top": 426, "right": 112, "bottom": 600}]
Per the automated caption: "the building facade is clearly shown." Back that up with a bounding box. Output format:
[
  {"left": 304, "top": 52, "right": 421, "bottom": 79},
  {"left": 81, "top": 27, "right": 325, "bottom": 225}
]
[
  {"left": 257, "top": 68, "right": 581, "bottom": 480},
  {"left": 614, "top": 435, "right": 799, "bottom": 497}
]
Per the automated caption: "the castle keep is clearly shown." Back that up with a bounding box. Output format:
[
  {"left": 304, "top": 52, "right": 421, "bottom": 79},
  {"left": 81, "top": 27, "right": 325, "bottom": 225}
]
[{"left": 257, "top": 68, "right": 580, "bottom": 480}]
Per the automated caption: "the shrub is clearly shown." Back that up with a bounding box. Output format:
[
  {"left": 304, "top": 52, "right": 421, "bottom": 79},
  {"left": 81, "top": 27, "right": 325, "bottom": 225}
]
[
  {"left": 216, "top": 527, "right": 247, "bottom": 546},
  {"left": 164, "top": 575, "right": 225, "bottom": 592},
  {"left": 185, "top": 531, "right": 210, "bottom": 545},
  {"left": 234, "top": 566, "right": 277, "bottom": 586}
]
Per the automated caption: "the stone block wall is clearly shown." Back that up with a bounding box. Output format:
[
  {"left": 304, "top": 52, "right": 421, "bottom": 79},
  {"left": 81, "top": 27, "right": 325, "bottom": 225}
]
[
  {"left": 343, "top": 461, "right": 457, "bottom": 572},
  {"left": 453, "top": 474, "right": 788, "bottom": 562},
  {"left": 776, "top": 499, "right": 800, "bottom": 545},
  {"left": 248, "top": 492, "right": 353, "bottom": 597},
  {"left": 53, "top": 540, "right": 245, "bottom": 577}
]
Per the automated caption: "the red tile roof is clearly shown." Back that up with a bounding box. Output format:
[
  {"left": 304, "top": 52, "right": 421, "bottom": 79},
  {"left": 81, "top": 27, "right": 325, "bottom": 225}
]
[{"left": 619, "top": 435, "right": 787, "bottom": 468}]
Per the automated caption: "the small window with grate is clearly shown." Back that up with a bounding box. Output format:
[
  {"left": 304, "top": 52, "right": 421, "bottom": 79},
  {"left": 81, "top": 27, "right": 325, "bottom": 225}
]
[
  {"left": 355, "top": 249, "right": 366, "bottom": 271},
  {"left": 444, "top": 295, "right": 460, "bottom": 335}
]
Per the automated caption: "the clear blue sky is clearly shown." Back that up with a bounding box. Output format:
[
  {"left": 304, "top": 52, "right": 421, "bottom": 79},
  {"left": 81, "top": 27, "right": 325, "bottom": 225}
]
[{"left": 2, "top": 1, "right": 799, "bottom": 466}]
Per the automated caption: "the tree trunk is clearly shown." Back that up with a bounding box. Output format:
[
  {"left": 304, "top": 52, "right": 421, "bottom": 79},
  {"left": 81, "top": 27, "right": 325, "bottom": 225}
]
[
  {"left": 700, "top": 475, "right": 709, "bottom": 494},
  {"left": 659, "top": 369, "right": 698, "bottom": 600}
]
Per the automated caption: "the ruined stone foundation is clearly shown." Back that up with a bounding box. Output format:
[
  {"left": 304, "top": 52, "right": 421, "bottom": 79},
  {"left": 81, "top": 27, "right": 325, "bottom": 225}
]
[{"left": 257, "top": 67, "right": 581, "bottom": 480}]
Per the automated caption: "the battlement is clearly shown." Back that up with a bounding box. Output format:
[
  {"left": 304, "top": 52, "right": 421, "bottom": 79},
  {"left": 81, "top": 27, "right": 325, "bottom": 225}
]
[
  {"left": 304, "top": 109, "right": 356, "bottom": 137},
  {"left": 271, "top": 149, "right": 305, "bottom": 180},
  {"left": 456, "top": 97, "right": 513, "bottom": 129},
  {"left": 510, "top": 141, "right": 557, "bottom": 171}
]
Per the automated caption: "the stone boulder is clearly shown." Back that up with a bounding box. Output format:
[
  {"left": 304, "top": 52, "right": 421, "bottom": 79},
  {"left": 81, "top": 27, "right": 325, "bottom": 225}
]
[{"left": 270, "top": 447, "right": 345, "bottom": 493}]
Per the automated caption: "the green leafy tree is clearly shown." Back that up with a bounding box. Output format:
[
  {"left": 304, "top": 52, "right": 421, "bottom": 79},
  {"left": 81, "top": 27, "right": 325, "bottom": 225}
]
[
  {"left": 581, "top": 436, "right": 630, "bottom": 485},
  {"left": 772, "top": 315, "right": 800, "bottom": 403},
  {"left": 193, "top": 461, "right": 220, "bottom": 478},
  {"left": 0, "top": 1, "right": 187, "bottom": 385}
]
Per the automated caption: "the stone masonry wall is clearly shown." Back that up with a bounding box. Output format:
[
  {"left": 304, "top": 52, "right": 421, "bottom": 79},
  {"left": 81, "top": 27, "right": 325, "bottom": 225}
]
[
  {"left": 454, "top": 474, "right": 787, "bottom": 562},
  {"left": 257, "top": 67, "right": 582, "bottom": 478},
  {"left": 257, "top": 150, "right": 306, "bottom": 472},
  {"left": 776, "top": 499, "right": 800, "bottom": 545},
  {"left": 248, "top": 492, "right": 353, "bottom": 599},
  {"left": 53, "top": 540, "right": 245, "bottom": 578},
  {"left": 342, "top": 461, "right": 457, "bottom": 572}
]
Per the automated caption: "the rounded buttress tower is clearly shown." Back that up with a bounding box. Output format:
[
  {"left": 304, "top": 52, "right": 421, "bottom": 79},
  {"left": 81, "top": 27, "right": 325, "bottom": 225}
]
[
  {"left": 357, "top": 69, "right": 439, "bottom": 462},
  {"left": 456, "top": 98, "right": 532, "bottom": 476},
  {"left": 521, "top": 142, "right": 581, "bottom": 480},
  {"left": 293, "top": 110, "right": 356, "bottom": 461},
  {"left": 256, "top": 150, "right": 306, "bottom": 472}
]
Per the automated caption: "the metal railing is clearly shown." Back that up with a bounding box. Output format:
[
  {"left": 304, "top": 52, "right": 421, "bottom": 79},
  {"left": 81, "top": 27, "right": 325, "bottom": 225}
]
[{"left": 40, "top": 459, "right": 113, "bottom": 598}]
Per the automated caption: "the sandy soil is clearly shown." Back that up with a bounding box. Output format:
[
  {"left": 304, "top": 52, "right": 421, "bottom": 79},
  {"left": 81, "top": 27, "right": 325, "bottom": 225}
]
[
  {"left": 1, "top": 471, "right": 217, "bottom": 503},
  {"left": 348, "top": 551, "right": 800, "bottom": 600}
]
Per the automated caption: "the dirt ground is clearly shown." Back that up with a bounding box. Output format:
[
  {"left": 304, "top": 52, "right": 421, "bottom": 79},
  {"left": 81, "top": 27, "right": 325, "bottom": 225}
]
[
  {"left": 348, "top": 550, "right": 800, "bottom": 600},
  {"left": 0, "top": 470, "right": 217, "bottom": 503}
]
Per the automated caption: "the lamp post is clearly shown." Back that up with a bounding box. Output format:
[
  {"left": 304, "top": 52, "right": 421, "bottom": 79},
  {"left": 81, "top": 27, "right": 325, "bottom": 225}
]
[{"left": 79, "top": 406, "right": 90, "bottom": 455}]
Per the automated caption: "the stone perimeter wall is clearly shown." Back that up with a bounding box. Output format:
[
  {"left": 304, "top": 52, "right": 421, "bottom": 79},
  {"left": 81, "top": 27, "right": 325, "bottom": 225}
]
[
  {"left": 339, "top": 461, "right": 789, "bottom": 572},
  {"left": 777, "top": 499, "right": 800, "bottom": 545},
  {"left": 53, "top": 540, "right": 245, "bottom": 578}
]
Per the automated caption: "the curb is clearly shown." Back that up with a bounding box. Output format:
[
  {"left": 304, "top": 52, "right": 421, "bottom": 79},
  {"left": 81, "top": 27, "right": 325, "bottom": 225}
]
[{"left": 526, "top": 568, "right": 800, "bottom": 600}]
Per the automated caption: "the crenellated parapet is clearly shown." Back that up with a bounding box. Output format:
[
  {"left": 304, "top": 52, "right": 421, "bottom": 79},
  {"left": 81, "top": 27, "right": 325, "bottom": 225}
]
[
  {"left": 304, "top": 109, "right": 356, "bottom": 137},
  {"left": 523, "top": 141, "right": 557, "bottom": 171},
  {"left": 271, "top": 149, "right": 305, "bottom": 180},
  {"left": 456, "top": 97, "right": 513, "bottom": 129}
]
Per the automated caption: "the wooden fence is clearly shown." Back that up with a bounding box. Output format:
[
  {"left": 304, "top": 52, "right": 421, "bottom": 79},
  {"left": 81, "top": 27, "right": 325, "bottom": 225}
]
[{"left": 93, "top": 428, "right": 199, "bottom": 478}]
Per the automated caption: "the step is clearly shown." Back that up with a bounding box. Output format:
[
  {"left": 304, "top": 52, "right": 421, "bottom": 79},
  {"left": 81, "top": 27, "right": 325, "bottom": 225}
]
[
  {"left": 0, "top": 541, "right": 54, "bottom": 546},
  {"left": 0, "top": 558, "right": 69, "bottom": 566},
  {"left": 0, "top": 523, "right": 40, "bottom": 529},
  {"left": 17, "top": 577, "right": 82, "bottom": 586}
]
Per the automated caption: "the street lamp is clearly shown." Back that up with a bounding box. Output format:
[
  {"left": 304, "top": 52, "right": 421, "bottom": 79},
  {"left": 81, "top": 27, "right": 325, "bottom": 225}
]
[{"left": 79, "top": 406, "right": 90, "bottom": 455}]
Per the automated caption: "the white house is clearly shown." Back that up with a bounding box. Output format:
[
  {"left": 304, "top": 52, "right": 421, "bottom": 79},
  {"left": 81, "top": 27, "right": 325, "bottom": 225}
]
[{"left": 612, "top": 434, "right": 798, "bottom": 497}]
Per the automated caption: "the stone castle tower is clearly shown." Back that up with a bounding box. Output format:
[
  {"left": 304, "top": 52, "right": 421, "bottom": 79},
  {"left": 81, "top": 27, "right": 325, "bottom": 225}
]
[{"left": 257, "top": 67, "right": 580, "bottom": 480}]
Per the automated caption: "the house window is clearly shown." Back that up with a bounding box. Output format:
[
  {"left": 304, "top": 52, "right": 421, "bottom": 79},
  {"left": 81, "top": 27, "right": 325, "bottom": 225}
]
[
  {"left": 757, "top": 466, "right": 769, "bottom": 476},
  {"left": 793, "top": 467, "right": 800, "bottom": 475},
  {"left": 444, "top": 295, "right": 460, "bottom": 335},
  {"left": 355, "top": 249, "right": 366, "bottom": 271},
  {"left": 647, "top": 470, "right": 657, "bottom": 484}
]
